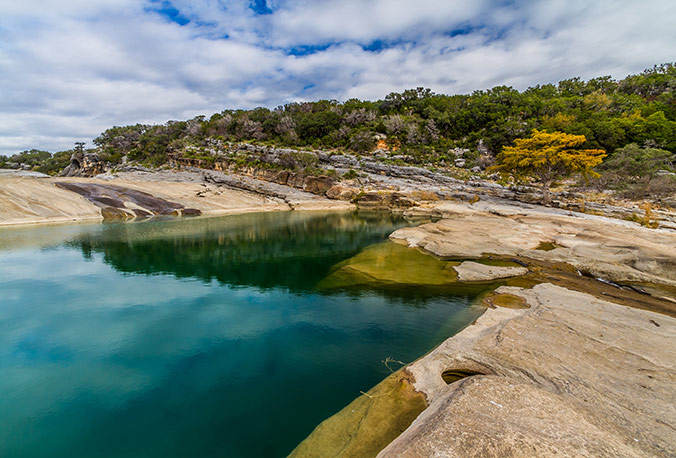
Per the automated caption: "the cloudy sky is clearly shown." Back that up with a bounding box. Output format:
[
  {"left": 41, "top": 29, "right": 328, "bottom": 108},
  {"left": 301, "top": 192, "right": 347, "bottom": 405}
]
[{"left": 1, "top": 0, "right": 674, "bottom": 154}]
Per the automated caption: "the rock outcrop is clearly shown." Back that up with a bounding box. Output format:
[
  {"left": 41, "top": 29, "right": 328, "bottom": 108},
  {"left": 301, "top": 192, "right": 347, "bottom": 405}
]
[
  {"left": 378, "top": 283, "right": 676, "bottom": 457},
  {"left": 292, "top": 196, "right": 676, "bottom": 457},
  {"left": 60, "top": 152, "right": 107, "bottom": 177},
  {"left": 392, "top": 200, "right": 676, "bottom": 287}
]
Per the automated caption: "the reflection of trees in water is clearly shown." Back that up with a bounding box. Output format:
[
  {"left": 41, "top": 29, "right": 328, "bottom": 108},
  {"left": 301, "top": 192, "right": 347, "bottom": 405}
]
[
  {"left": 321, "top": 282, "right": 495, "bottom": 307},
  {"left": 69, "top": 211, "right": 409, "bottom": 292}
]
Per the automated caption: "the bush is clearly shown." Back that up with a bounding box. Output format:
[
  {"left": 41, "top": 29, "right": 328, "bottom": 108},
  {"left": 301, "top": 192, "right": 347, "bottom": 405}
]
[
  {"left": 342, "top": 168, "right": 358, "bottom": 179},
  {"left": 349, "top": 131, "right": 376, "bottom": 153},
  {"left": 601, "top": 143, "right": 674, "bottom": 178}
]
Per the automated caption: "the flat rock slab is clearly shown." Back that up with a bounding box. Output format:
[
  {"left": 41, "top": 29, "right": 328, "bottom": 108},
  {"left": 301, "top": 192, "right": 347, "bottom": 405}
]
[
  {"left": 453, "top": 261, "right": 527, "bottom": 281},
  {"left": 391, "top": 201, "right": 676, "bottom": 287},
  {"left": 378, "top": 283, "right": 676, "bottom": 457}
]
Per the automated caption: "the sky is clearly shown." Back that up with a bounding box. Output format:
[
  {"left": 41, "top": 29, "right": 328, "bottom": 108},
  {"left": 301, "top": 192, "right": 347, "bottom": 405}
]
[{"left": 1, "top": 0, "right": 675, "bottom": 155}]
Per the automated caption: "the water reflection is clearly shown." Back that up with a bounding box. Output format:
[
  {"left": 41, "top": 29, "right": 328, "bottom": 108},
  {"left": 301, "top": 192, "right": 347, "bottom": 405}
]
[{"left": 67, "top": 211, "right": 409, "bottom": 291}]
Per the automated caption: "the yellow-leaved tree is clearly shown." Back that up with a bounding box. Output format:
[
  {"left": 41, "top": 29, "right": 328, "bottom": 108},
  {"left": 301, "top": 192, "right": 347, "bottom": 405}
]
[{"left": 493, "top": 129, "right": 606, "bottom": 205}]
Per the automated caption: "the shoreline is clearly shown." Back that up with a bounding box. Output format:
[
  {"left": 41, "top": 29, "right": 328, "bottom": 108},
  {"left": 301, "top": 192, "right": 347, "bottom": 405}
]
[
  {"left": 0, "top": 172, "right": 354, "bottom": 228},
  {"left": 0, "top": 203, "right": 354, "bottom": 228},
  {"left": 378, "top": 282, "right": 676, "bottom": 457}
]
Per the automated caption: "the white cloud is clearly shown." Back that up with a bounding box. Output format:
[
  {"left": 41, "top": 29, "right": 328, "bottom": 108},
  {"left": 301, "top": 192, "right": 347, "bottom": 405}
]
[{"left": 0, "top": 0, "right": 674, "bottom": 154}]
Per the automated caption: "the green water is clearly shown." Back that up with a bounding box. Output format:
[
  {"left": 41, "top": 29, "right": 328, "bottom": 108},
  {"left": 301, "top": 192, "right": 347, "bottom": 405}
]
[{"left": 0, "top": 211, "right": 490, "bottom": 458}]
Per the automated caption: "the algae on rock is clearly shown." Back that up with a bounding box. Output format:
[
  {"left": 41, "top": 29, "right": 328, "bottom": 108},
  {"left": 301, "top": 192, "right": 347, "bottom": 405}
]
[
  {"left": 288, "top": 370, "right": 427, "bottom": 458},
  {"left": 318, "top": 241, "right": 459, "bottom": 289}
]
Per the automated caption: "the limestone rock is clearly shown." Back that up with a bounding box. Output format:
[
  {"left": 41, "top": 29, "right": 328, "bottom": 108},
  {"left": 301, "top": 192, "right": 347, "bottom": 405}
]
[
  {"left": 378, "top": 283, "right": 676, "bottom": 457},
  {"left": 302, "top": 175, "right": 334, "bottom": 195},
  {"left": 55, "top": 182, "right": 200, "bottom": 220},
  {"left": 391, "top": 201, "right": 676, "bottom": 286},
  {"left": 453, "top": 261, "right": 528, "bottom": 281},
  {"left": 326, "top": 185, "right": 357, "bottom": 201}
]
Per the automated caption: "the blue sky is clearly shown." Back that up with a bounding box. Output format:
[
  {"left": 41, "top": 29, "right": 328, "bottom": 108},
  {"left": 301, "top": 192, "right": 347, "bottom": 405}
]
[{"left": 1, "top": 0, "right": 675, "bottom": 154}]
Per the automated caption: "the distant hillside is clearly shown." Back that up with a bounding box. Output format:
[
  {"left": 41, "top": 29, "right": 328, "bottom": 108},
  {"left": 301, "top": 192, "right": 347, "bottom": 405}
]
[
  {"left": 87, "top": 63, "right": 675, "bottom": 164},
  {"left": 1, "top": 63, "right": 674, "bottom": 200}
]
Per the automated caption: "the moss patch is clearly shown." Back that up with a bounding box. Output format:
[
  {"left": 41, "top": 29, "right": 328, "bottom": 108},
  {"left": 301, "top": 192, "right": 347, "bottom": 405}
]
[
  {"left": 288, "top": 370, "right": 427, "bottom": 458},
  {"left": 534, "top": 241, "right": 562, "bottom": 251}
]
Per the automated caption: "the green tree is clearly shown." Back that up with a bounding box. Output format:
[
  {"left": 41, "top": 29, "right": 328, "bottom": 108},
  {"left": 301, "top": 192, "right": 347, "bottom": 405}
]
[
  {"left": 493, "top": 129, "right": 606, "bottom": 205},
  {"left": 601, "top": 143, "right": 674, "bottom": 177}
]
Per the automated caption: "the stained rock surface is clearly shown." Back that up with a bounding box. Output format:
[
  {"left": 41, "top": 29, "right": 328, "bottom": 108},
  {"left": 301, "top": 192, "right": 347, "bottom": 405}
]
[
  {"left": 55, "top": 182, "right": 200, "bottom": 220},
  {"left": 60, "top": 152, "right": 107, "bottom": 177}
]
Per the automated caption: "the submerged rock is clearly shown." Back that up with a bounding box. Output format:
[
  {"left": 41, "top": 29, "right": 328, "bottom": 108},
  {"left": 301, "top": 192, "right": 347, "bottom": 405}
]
[
  {"left": 289, "top": 371, "right": 426, "bottom": 458},
  {"left": 318, "top": 241, "right": 459, "bottom": 289}
]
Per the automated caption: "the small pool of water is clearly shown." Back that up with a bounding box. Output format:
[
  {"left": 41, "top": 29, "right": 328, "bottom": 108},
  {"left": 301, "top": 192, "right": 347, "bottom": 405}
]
[{"left": 0, "top": 211, "right": 490, "bottom": 458}]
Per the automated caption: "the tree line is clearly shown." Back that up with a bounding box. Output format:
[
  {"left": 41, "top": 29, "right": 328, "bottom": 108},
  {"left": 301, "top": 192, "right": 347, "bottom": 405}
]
[{"left": 2, "top": 63, "right": 674, "bottom": 197}]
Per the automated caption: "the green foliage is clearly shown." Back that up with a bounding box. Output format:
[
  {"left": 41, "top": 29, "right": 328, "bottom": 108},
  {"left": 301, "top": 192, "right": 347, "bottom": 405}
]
[
  {"left": 9, "top": 149, "right": 51, "bottom": 166},
  {"left": 602, "top": 143, "right": 674, "bottom": 177},
  {"left": 297, "top": 111, "right": 342, "bottom": 141},
  {"left": 10, "top": 62, "right": 676, "bottom": 183},
  {"left": 89, "top": 62, "right": 676, "bottom": 162},
  {"left": 342, "top": 168, "right": 359, "bottom": 179},
  {"left": 34, "top": 150, "right": 72, "bottom": 175},
  {"left": 596, "top": 143, "right": 676, "bottom": 199}
]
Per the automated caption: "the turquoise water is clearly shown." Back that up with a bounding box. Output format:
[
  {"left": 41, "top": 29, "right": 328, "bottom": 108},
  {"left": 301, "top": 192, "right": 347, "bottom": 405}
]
[{"left": 0, "top": 211, "right": 488, "bottom": 458}]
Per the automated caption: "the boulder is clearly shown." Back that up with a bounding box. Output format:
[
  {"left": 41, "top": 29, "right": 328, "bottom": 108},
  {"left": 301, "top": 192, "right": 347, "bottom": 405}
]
[
  {"left": 287, "top": 173, "right": 306, "bottom": 189},
  {"left": 326, "top": 185, "right": 357, "bottom": 201},
  {"left": 303, "top": 176, "right": 335, "bottom": 195}
]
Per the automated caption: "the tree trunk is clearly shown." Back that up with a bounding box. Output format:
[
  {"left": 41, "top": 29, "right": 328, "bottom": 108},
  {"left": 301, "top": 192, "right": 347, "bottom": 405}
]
[{"left": 542, "top": 179, "right": 552, "bottom": 206}]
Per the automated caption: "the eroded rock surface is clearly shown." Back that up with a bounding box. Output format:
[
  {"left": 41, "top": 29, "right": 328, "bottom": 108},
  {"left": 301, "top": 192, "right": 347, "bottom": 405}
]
[
  {"left": 379, "top": 283, "right": 676, "bottom": 457},
  {"left": 0, "top": 171, "right": 353, "bottom": 226}
]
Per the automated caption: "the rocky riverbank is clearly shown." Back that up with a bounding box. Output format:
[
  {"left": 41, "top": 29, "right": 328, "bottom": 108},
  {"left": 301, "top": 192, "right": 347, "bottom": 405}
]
[
  {"left": 0, "top": 169, "right": 351, "bottom": 226},
  {"left": 22, "top": 141, "right": 676, "bottom": 229}
]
